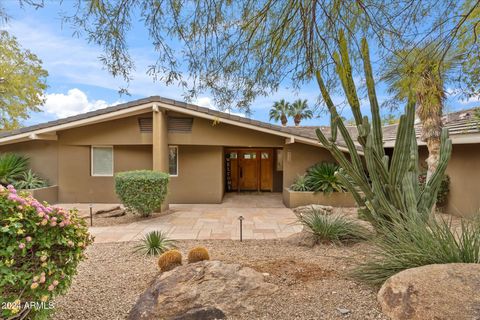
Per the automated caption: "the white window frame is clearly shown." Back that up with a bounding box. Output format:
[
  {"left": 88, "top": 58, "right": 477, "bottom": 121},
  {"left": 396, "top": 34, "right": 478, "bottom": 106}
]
[
  {"left": 91, "top": 146, "right": 114, "bottom": 177},
  {"left": 169, "top": 146, "right": 179, "bottom": 177}
]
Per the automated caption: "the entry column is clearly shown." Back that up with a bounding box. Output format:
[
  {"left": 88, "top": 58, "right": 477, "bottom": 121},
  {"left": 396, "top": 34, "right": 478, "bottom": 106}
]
[{"left": 152, "top": 105, "right": 169, "bottom": 210}]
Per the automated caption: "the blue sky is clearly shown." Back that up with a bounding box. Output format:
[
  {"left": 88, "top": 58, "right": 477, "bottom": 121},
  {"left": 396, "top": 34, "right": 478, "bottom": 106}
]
[{"left": 2, "top": 2, "right": 479, "bottom": 128}]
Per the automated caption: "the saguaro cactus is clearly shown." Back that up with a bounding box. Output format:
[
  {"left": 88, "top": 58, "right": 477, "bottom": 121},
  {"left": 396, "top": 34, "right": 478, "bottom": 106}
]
[{"left": 315, "top": 31, "right": 452, "bottom": 226}]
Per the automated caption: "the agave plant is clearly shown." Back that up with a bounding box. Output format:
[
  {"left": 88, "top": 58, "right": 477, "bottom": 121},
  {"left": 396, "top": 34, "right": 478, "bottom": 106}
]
[
  {"left": 0, "top": 153, "right": 29, "bottom": 186},
  {"left": 134, "top": 230, "right": 176, "bottom": 256},
  {"left": 13, "top": 169, "right": 47, "bottom": 190},
  {"left": 305, "top": 162, "right": 347, "bottom": 193},
  {"left": 290, "top": 174, "right": 310, "bottom": 191}
]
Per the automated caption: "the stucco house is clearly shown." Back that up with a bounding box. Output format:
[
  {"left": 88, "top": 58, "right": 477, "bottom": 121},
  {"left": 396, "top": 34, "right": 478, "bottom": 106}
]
[{"left": 0, "top": 96, "right": 478, "bottom": 216}]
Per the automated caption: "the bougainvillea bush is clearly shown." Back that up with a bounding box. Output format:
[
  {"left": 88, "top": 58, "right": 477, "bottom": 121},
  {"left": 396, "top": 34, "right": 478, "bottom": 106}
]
[{"left": 0, "top": 185, "right": 93, "bottom": 319}]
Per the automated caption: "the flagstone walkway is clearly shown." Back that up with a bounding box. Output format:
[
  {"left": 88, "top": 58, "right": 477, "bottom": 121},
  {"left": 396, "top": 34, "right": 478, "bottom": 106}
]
[{"left": 85, "top": 193, "right": 302, "bottom": 243}]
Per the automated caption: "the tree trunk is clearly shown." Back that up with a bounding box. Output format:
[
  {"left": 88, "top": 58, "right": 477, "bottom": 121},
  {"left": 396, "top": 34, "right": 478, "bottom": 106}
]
[
  {"left": 294, "top": 114, "right": 301, "bottom": 126},
  {"left": 418, "top": 99, "right": 443, "bottom": 216},
  {"left": 281, "top": 114, "right": 287, "bottom": 126}
]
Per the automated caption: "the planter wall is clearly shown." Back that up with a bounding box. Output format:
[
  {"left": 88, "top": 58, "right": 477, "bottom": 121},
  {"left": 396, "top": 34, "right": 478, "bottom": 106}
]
[
  {"left": 24, "top": 185, "right": 58, "bottom": 204},
  {"left": 283, "top": 187, "right": 356, "bottom": 208}
]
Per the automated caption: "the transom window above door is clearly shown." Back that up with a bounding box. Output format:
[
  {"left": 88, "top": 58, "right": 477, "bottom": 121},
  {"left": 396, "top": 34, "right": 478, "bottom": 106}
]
[{"left": 243, "top": 152, "right": 256, "bottom": 159}]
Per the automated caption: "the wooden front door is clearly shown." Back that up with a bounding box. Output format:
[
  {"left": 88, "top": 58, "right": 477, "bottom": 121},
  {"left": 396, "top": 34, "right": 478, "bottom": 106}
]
[
  {"left": 239, "top": 151, "right": 258, "bottom": 190},
  {"left": 225, "top": 148, "right": 274, "bottom": 192}
]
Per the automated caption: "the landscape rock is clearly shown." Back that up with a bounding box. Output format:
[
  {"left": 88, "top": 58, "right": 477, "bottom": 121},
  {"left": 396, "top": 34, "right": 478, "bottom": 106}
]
[
  {"left": 293, "top": 204, "right": 333, "bottom": 216},
  {"left": 286, "top": 228, "right": 317, "bottom": 247},
  {"left": 378, "top": 263, "right": 480, "bottom": 320},
  {"left": 128, "top": 260, "right": 278, "bottom": 320},
  {"left": 95, "top": 205, "right": 121, "bottom": 215}
]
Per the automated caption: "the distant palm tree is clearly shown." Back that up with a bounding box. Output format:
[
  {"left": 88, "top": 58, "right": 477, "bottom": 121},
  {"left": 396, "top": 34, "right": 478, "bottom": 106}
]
[
  {"left": 289, "top": 99, "right": 313, "bottom": 126},
  {"left": 269, "top": 99, "right": 290, "bottom": 126},
  {"left": 384, "top": 45, "right": 458, "bottom": 182}
]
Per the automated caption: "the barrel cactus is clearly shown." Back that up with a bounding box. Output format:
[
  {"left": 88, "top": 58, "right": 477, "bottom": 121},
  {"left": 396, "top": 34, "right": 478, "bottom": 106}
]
[
  {"left": 187, "top": 246, "right": 210, "bottom": 263},
  {"left": 314, "top": 30, "right": 452, "bottom": 228},
  {"left": 157, "top": 250, "right": 182, "bottom": 272}
]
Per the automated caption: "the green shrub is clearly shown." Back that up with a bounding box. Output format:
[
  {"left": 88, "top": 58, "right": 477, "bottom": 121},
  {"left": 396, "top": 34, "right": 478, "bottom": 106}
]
[
  {"left": 353, "top": 215, "right": 480, "bottom": 286},
  {"left": 305, "top": 162, "right": 346, "bottom": 193},
  {"left": 134, "top": 230, "right": 175, "bottom": 256},
  {"left": 115, "top": 170, "right": 169, "bottom": 217},
  {"left": 418, "top": 173, "right": 450, "bottom": 208},
  {"left": 297, "top": 207, "right": 370, "bottom": 244},
  {"left": 0, "top": 153, "right": 29, "bottom": 185},
  {"left": 0, "top": 184, "right": 92, "bottom": 318},
  {"left": 290, "top": 174, "right": 310, "bottom": 191},
  {"left": 13, "top": 169, "right": 48, "bottom": 190}
]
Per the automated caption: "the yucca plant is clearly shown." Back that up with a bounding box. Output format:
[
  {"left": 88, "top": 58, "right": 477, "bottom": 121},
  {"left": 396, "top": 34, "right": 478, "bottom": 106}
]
[
  {"left": 290, "top": 174, "right": 310, "bottom": 191},
  {"left": 13, "top": 169, "right": 47, "bottom": 190},
  {"left": 305, "top": 162, "right": 346, "bottom": 193},
  {"left": 0, "top": 153, "right": 29, "bottom": 185},
  {"left": 297, "top": 207, "right": 370, "bottom": 244},
  {"left": 134, "top": 231, "right": 176, "bottom": 256},
  {"left": 353, "top": 215, "right": 480, "bottom": 286}
]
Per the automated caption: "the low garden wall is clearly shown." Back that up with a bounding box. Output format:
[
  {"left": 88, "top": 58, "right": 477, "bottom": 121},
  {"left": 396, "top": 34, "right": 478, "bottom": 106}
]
[
  {"left": 283, "top": 187, "right": 356, "bottom": 208},
  {"left": 24, "top": 185, "right": 58, "bottom": 204}
]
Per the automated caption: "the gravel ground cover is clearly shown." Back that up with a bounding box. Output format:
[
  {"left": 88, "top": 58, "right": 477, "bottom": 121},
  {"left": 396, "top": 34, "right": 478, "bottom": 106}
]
[{"left": 52, "top": 240, "right": 387, "bottom": 320}]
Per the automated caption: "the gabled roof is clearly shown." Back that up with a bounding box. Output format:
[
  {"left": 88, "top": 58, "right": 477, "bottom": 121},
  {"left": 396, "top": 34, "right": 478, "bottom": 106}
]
[{"left": 0, "top": 96, "right": 354, "bottom": 151}]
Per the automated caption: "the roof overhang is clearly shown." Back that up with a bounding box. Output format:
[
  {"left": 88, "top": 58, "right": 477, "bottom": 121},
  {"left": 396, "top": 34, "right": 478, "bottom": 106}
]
[{"left": 0, "top": 99, "right": 351, "bottom": 152}]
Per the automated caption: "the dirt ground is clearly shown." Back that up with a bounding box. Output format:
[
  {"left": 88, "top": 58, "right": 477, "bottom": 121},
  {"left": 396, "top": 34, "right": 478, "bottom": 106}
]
[{"left": 52, "top": 240, "right": 388, "bottom": 320}]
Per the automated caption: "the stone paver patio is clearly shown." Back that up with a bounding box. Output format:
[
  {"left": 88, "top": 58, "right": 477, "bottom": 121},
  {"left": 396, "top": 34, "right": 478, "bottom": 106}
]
[{"left": 64, "top": 193, "right": 302, "bottom": 243}]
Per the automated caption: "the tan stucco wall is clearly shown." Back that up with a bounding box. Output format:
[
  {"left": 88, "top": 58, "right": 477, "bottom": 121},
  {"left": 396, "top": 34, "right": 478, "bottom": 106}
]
[
  {"left": 0, "top": 140, "right": 58, "bottom": 185},
  {"left": 443, "top": 144, "right": 480, "bottom": 216},
  {"left": 167, "top": 145, "right": 224, "bottom": 203},
  {"left": 283, "top": 142, "right": 336, "bottom": 189},
  {"left": 283, "top": 188, "right": 356, "bottom": 208},
  {"left": 59, "top": 113, "right": 153, "bottom": 145},
  {"left": 58, "top": 145, "right": 152, "bottom": 203},
  {"left": 168, "top": 116, "right": 285, "bottom": 147}
]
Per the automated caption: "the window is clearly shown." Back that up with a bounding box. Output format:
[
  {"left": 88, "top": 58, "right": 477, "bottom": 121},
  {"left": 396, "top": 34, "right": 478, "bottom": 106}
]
[
  {"left": 276, "top": 149, "right": 284, "bottom": 171},
  {"left": 169, "top": 146, "right": 178, "bottom": 176},
  {"left": 91, "top": 146, "right": 113, "bottom": 176},
  {"left": 261, "top": 152, "right": 269, "bottom": 159}
]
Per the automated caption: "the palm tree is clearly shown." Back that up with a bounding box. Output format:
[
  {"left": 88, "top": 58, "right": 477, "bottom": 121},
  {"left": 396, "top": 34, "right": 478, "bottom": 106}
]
[
  {"left": 384, "top": 45, "right": 458, "bottom": 182},
  {"left": 269, "top": 99, "right": 290, "bottom": 126},
  {"left": 289, "top": 99, "right": 313, "bottom": 126}
]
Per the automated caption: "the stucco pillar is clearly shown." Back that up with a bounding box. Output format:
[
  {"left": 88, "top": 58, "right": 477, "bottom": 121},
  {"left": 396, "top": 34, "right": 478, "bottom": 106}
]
[
  {"left": 152, "top": 106, "right": 169, "bottom": 172},
  {"left": 152, "top": 105, "right": 169, "bottom": 211}
]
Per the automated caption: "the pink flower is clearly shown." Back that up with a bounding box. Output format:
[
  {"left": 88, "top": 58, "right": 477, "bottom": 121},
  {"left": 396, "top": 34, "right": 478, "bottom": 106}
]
[
  {"left": 47, "top": 285, "right": 54, "bottom": 291},
  {"left": 50, "top": 221, "right": 57, "bottom": 227},
  {"left": 52, "top": 280, "right": 59, "bottom": 286},
  {"left": 18, "top": 243, "right": 25, "bottom": 249},
  {"left": 59, "top": 222, "right": 65, "bottom": 227},
  {"left": 40, "top": 219, "right": 48, "bottom": 226},
  {"left": 37, "top": 211, "right": 45, "bottom": 218},
  {"left": 51, "top": 217, "right": 57, "bottom": 222},
  {"left": 39, "top": 276, "right": 46, "bottom": 284},
  {"left": 25, "top": 236, "right": 32, "bottom": 242}
]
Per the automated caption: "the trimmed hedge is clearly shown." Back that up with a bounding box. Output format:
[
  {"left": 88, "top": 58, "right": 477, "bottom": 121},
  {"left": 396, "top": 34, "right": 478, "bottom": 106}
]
[{"left": 115, "top": 170, "right": 169, "bottom": 217}]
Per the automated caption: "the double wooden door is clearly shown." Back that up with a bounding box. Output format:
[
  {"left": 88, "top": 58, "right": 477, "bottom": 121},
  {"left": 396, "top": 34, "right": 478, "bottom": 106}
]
[{"left": 225, "top": 149, "right": 273, "bottom": 191}]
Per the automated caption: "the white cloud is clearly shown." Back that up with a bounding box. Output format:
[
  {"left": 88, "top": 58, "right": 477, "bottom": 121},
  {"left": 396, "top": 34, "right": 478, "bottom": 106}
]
[{"left": 42, "top": 88, "right": 122, "bottom": 118}]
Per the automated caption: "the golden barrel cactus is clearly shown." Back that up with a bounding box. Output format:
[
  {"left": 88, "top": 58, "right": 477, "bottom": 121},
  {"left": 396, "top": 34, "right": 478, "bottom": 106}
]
[
  {"left": 187, "top": 246, "right": 210, "bottom": 263},
  {"left": 158, "top": 249, "right": 182, "bottom": 272}
]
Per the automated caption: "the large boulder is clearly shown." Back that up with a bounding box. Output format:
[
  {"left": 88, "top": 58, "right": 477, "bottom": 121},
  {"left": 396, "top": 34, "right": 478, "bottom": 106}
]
[
  {"left": 378, "top": 263, "right": 480, "bottom": 320},
  {"left": 128, "top": 260, "right": 278, "bottom": 320}
]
